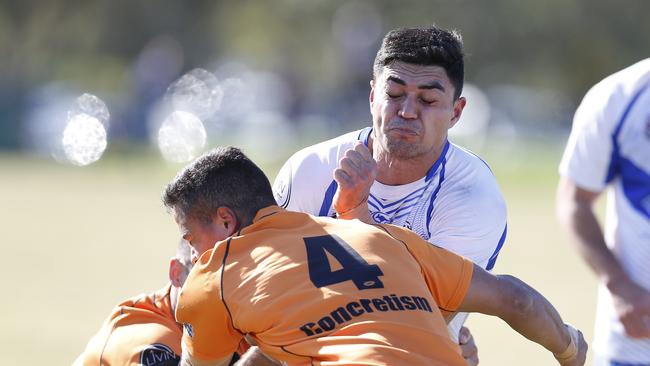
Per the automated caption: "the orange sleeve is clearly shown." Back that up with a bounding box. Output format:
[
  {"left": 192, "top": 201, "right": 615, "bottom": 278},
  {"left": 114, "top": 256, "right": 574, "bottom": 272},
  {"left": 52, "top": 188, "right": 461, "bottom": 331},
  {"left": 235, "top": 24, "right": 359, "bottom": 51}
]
[
  {"left": 175, "top": 249, "right": 243, "bottom": 362},
  {"left": 380, "top": 224, "right": 474, "bottom": 312}
]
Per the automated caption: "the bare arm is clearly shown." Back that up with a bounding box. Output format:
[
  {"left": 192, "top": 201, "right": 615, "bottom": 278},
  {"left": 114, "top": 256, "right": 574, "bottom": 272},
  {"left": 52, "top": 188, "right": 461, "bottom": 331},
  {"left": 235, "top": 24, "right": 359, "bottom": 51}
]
[
  {"left": 557, "top": 177, "right": 650, "bottom": 338},
  {"left": 556, "top": 178, "right": 627, "bottom": 288},
  {"left": 457, "top": 264, "right": 587, "bottom": 366}
]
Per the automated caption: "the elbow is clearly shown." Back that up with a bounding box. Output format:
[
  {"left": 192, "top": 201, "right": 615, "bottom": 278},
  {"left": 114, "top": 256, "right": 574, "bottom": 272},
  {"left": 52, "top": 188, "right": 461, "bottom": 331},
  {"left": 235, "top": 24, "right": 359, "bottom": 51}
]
[{"left": 499, "top": 275, "right": 536, "bottom": 318}]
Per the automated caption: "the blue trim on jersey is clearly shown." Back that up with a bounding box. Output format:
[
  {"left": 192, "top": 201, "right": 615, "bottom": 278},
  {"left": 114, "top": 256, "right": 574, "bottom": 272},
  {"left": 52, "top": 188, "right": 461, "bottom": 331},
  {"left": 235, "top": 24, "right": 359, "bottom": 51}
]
[
  {"left": 319, "top": 180, "right": 338, "bottom": 217},
  {"left": 604, "top": 82, "right": 650, "bottom": 219},
  {"left": 369, "top": 199, "right": 423, "bottom": 222},
  {"left": 392, "top": 210, "right": 413, "bottom": 221},
  {"left": 610, "top": 361, "right": 650, "bottom": 366},
  {"left": 425, "top": 157, "right": 447, "bottom": 237},
  {"left": 367, "top": 186, "right": 427, "bottom": 209},
  {"left": 486, "top": 224, "right": 508, "bottom": 271},
  {"left": 606, "top": 81, "right": 650, "bottom": 183},
  {"left": 358, "top": 127, "right": 373, "bottom": 146},
  {"left": 367, "top": 198, "right": 381, "bottom": 212},
  {"left": 426, "top": 140, "right": 450, "bottom": 182},
  {"left": 619, "top": 157, "right": 650, "bottom": 219},
  {"left": 385, "top": 200, "right": 420, "bottom": 215}
]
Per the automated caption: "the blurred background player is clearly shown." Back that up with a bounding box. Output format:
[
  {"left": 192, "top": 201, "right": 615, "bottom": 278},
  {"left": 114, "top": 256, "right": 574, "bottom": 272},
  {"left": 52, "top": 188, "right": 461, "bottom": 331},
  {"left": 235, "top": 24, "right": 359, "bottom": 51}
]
[
  {"left": 272, "top": 25, "right": 507, "bottom": 364},
  {"left": 165, "top": 146, "right": 585, "bottom": 366},
  {"left": 557, "top": 59, "right": 650, "bottom": 365}
]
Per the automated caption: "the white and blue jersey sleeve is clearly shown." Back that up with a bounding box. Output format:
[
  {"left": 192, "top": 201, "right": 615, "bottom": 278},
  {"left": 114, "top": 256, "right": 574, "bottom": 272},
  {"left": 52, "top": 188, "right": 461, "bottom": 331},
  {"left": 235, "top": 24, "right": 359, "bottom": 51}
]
[
  {"left": 559, "top": 75, "right": 626, "bottom": 192},
  {"left": 272, "top": 130, "right": 359, "bottom": 216}
]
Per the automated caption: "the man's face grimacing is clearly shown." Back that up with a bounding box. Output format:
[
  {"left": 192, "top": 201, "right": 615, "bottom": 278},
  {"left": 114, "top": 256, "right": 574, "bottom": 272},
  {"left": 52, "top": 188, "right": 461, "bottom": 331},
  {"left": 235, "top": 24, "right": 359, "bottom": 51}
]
[{"left": 370, "top": 61, "right": 466, "bottom": 160}]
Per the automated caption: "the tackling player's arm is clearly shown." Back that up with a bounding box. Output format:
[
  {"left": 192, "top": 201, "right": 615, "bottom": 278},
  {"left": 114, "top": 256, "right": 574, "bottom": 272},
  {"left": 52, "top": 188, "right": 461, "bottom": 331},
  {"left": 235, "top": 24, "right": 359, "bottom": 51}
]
[
  {"left": 396, "top": 225, "right": 586, "bottom": 366},
  {"left": 557, "top": 178, "right": 650, "bottom": 338},
  {"left": 457, "top": 264, "right": 587, "bottom": 366}
]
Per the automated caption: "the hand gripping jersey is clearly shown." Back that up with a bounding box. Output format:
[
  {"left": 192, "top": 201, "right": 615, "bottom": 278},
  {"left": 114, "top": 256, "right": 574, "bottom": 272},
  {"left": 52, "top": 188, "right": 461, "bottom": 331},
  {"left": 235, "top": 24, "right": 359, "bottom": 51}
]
[
  {"left": 559, "top": 58, "right": 650, "bottom": 364},
  {"left": 272, "top": 128, "right": 507, "bottom": 340},
  {"left": 176, "top": 206, "right": 474, "bottom": 366},
  {"left": 74, "top": 284, "right": 182, "bottom": 366}
]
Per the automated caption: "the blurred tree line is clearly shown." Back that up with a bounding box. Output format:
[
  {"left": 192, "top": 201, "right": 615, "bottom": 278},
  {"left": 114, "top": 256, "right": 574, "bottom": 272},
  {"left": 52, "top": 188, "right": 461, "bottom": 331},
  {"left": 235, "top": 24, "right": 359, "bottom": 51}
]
[{"left": 1, "top": 0, "right": 648, "bottom": 150}]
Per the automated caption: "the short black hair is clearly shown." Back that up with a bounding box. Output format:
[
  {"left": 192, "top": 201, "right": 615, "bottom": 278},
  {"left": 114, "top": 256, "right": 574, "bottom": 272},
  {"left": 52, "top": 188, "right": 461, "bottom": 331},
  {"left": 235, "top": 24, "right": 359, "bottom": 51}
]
[
  {"left": 373, "top": 25, "right": 465, "bottom": 99},
  {"left": 163, "top": 146, "right": 276, "bottom": 225}
]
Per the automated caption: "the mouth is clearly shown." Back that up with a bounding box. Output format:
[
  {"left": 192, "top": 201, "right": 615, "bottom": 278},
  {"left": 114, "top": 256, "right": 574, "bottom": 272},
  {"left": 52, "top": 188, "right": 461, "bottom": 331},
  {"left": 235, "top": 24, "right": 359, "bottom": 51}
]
[{"left": 387, "top": 127, "right": 419, "bottom": 137}]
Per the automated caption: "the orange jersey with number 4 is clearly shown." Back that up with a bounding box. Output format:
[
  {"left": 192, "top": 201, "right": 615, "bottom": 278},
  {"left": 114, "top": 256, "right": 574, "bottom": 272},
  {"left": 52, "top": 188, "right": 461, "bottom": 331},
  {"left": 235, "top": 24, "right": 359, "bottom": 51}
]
[{"left": 176, "top": 206, "right": 473, "bottom": 365}]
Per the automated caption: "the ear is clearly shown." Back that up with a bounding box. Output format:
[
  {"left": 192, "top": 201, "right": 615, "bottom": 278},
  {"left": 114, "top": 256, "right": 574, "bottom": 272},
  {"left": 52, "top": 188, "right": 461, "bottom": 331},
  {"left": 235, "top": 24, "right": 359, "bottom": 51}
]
[
  {"left": 449, "top": 96, "right": 466, "bottom": 129},
  {"left": 214, "top": 206, "right": 239, "bottom": 236},
  {"left": 169, "top": 258, "right": 183, "bottom": 287},
  {"left": 369, "top": 79, "right": 376, "bottom": 106}
]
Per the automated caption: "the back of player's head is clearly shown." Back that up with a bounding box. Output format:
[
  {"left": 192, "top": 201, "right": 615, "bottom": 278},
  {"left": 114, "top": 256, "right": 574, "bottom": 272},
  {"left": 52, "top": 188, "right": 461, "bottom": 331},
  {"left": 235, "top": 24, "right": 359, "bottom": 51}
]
[
  {"left": 373, "top": 25, "right": 465, "bottom": 99},
  {"left": 163, "top": 146, "right": 276, "bottom": 226}
]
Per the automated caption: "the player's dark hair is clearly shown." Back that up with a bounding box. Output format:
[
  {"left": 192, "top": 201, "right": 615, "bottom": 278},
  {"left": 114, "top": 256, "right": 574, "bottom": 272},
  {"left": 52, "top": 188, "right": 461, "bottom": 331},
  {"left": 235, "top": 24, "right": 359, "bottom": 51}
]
[
  {"left": 163, "top": 146, "right": 277, "bottom": 226},
  {"left": 373, "top": 25, "right": 465, "bottom": 99}
]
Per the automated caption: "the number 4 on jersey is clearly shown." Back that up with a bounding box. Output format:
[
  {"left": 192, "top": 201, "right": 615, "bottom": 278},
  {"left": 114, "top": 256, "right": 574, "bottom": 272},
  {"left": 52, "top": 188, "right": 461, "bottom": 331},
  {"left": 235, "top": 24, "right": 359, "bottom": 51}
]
[{"left": 304, "top": 235, "right": 384, "bottom": 290}]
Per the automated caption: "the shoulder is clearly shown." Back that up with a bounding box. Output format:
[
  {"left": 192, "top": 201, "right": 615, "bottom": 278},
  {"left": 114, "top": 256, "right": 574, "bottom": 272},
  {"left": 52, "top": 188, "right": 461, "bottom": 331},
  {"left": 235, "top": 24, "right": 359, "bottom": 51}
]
[
  {"left": 103, "top": 321, "right": 182, "bottom": 366},
  {"left": 273, "top": 130, "right": 362, "bottom": 211},
  {"left": 443, "top": 143, "right": 505, "bottom": 204},
  {"left": 79, "top": 302, "right": 181, "bottom": 366},
  {"left": 373, "top": 223, "right": 436, "bottom": 252},
  {"left": 176, "top": 246, "right": 227, "bottom": 321},
  {"left": 575, "top": 59, "right": 650, "bottom": 130},
  {"left": 285, "top": 129, "right": 361, "bottom": 168}
]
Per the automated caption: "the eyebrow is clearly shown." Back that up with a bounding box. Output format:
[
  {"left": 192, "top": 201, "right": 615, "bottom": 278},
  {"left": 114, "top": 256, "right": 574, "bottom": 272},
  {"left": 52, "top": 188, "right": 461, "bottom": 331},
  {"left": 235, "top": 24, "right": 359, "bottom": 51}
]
[{"left": 386, "top": 76, "right": 445, "bottom": 92}]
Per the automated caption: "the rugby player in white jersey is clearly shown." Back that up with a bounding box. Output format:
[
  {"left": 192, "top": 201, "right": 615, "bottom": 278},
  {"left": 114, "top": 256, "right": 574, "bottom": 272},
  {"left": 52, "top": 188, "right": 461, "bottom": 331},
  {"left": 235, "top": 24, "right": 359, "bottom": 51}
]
[
  {"left": 558, "top": 59, "right": 650, "bottom": 366},
  {"left": 273, "top": 25, "right": 507, "bottom": 365}
]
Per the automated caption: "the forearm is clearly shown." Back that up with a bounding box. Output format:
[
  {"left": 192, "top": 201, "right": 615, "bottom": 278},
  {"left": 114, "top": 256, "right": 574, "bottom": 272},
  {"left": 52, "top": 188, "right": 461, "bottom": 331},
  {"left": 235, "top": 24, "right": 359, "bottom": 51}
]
[
  {"left": 558, "top": 197, "right": 628, "bottom": 288},
  {"left": 495, "top": 275, "right": 572, "bottom": 355}
]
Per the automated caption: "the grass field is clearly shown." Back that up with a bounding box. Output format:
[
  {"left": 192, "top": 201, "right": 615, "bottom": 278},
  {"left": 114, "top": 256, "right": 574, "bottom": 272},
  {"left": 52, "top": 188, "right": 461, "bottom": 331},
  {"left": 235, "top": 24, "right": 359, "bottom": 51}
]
[{"left": 0, "top": 138, "right": 599, "bottom": 365}]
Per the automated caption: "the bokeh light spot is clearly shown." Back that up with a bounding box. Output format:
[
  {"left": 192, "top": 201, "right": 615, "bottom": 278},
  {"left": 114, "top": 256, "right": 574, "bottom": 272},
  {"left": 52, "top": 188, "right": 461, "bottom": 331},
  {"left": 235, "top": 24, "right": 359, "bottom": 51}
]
[
  {"left": 157, "top": 110, "right": 207, "bottom": 163},
  {"left": 61, "top": 113, "right": 108, "bottom": 166}
]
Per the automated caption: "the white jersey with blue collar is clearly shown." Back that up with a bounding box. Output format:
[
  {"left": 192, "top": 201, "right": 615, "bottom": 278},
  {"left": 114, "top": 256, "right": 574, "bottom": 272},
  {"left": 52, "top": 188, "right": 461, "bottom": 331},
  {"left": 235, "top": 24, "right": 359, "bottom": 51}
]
[
  {"left": 559, "top": 58, "right": 650, "bottom": 363},
  {"left": 272, "top": 128, "right": 508, "bottom": 271}
]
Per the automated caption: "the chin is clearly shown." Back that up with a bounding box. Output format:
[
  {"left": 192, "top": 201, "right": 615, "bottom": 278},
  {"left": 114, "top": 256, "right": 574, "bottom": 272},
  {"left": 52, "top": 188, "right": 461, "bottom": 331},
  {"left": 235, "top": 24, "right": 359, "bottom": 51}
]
[{"left": 385, "top": 141, "right": 423, "bottom": 159}]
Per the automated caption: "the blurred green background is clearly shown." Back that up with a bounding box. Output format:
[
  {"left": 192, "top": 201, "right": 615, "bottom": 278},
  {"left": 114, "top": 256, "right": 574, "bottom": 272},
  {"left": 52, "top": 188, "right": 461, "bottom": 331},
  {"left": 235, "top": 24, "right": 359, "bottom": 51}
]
[{"left": 2, "top": 0, "right": 646, "bottom": 364}]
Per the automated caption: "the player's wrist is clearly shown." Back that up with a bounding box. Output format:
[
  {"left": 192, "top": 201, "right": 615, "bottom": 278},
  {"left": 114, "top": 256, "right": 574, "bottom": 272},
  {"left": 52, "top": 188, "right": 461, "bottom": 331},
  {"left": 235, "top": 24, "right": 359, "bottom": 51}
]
[
  {"left": 604, "top": 272, "right": 636, "bottom": 297},
  {"left": 553, "top": 324, "right": 578, "bottom": 361},
  {"left": 335, "top": 198, "right": 369, "bottom": 220}
]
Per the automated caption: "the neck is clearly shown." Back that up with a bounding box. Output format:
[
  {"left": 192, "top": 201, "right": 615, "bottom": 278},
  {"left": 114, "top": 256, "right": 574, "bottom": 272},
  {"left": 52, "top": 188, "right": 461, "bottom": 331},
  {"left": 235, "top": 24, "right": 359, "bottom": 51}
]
[{"left": 370, "top": 136, "right": 447, "bottom": 185}]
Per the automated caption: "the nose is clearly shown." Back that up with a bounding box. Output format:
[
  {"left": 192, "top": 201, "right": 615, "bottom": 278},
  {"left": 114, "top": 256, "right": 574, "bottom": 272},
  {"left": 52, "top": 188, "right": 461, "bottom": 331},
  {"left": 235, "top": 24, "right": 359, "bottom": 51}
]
[{"left": 398, "top": 95, "right": 418, "bottom": 120}]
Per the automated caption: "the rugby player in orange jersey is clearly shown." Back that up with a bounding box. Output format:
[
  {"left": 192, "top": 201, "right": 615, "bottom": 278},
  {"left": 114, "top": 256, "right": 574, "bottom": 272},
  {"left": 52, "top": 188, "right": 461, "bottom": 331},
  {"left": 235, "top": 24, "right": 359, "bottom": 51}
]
[
  {"left": 163, "top": 146, "right": 587, "bottom": 366},
  {"left": 73, "top": 240, "right": 260, "bottom": 366}
]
